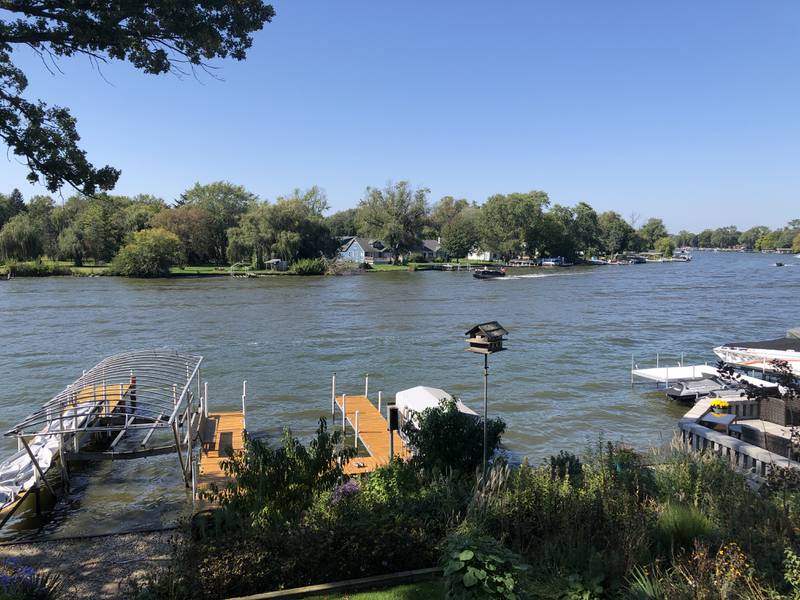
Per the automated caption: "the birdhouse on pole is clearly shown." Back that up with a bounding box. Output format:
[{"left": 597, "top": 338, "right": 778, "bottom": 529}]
[{"left": 465, "top": 321, "right": 508, "bottom": 355}]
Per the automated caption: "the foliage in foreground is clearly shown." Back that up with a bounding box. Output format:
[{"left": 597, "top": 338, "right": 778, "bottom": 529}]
[
  {"left": 203, "top": 418, "right": 355, "bottom": 528},
  {"left": 0, "top": 559, "right": 61, "bottom": 600},
  {"left": 402, "top": 398, "right": 506, "bottom": 475},
  {"left": 443, "top": 529, "right": 530, "bottom": 599},
  {"left": 132, "top": 426, "right": 800, "bottom": 600}
]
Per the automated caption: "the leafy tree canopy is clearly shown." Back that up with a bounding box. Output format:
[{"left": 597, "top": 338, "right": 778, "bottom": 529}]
[
  {"left": 110, "top": 227, "right": 184, "bottom": 277},
  {"left": 357, "top": 181, "right": 429, "bottom": 262},
  {"left": 0, "top": 2, "right": 274, "bottom": 193}
]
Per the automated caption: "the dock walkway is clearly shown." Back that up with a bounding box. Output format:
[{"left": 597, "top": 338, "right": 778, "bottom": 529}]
[
  {"left": 197, "top": 411, "right": 245, "bottom": 490},
  {"left": 334, "top": 395, "right": 411, "bottom": 475}
]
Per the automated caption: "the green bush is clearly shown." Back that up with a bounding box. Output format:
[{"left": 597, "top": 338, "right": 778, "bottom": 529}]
[
  {"left": 289, "top": 257, "right": 326, "bottom": 275},
  {"left": 652, "top": 503, "right": 716, "bottom": 555},
  {"left": 361, "top": 460, "right": 419, "bottom": 506},
  {"left": 203, "top": 418, "right": 355, "bottom": 529},
  {"left": 549, "top": 450, "right": 583, "bottom": 487},
  {"left": 402, "top": 398, "right": 505, "bottom": 475},
  {"left": 442, "top": 530, "right": 530, "bottom": 599},
  {"left": 110, "top": 228, "right": 184, "bottom": 277}
]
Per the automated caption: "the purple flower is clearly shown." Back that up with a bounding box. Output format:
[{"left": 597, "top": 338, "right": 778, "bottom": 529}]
[{"left": 331, "top": 479, "right": 360, "bottom": 504}]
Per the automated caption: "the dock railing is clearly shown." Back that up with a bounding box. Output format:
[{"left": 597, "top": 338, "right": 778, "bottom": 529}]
[{"left": 678, "top": 420, "right": 800, "bottom": 479}]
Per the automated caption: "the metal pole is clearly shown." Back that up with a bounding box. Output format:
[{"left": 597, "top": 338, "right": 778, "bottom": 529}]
[
  {"left": 365, "top": 374, "right": 369, "bottom": 398},
  {"left": 630, "top": 354, "right": 634, "bottom": 387},
  {"left": 203, "top": 382, "right": 208, "bottom": 418},
  {"left": 21, "top": 438, "right": 56, "bottom": 496},
  {"left": 354, "top": 410, "right": 359, "bottom": 449},
  {"left": 656, "top": 353, "right": 659, "bottom": 369},
  {"left": 331, "top": 373, "right": 336, "bottom": 425},
  {"left": 388, "top": 405, "right": 394, "bottom": 460},
  {"left": 242, "top": 380, "right": 247, "bottom": 432},
  {"left": 483, "top": 353, "right": 489, "bottom": 476},
  {"left": 378, "top": 391, "right": 382, "bottom": 412},
  {"left": 342, "top": 394, "right": 347, "bottom": 435}
]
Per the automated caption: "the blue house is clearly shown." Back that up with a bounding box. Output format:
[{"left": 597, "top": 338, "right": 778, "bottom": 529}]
[{"left": 338, "top": 237, "right": 392, "bottom": 264}]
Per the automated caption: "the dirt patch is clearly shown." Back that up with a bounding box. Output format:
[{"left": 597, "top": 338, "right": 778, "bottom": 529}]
[{"left": 0, "top": 528, "right": 180, "bottom": 598}]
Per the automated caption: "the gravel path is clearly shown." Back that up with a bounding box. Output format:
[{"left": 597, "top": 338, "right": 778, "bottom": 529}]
[{"left": 0, "top": 529, "right": 179, "bottom": 598}]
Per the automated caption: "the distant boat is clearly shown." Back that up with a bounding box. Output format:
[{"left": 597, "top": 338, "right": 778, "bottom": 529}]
[
  {"left": 473, "top": 267, "right": 506, "bottom": 279},
  {"left": 540, "top": 257, "right": 573, "bottom": 267}
]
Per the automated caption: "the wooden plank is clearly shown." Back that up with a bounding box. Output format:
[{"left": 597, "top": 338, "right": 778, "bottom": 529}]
[
  {"left": 198, "top": 411, "right": 245, "bottom": 490},
  {"left": 334, "top": 395, "right": 411, "bottom": 475}
]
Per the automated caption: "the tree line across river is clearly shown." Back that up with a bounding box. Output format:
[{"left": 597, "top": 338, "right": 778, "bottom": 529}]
[{"left": 0, "top": 181, "right": 798, "bottom": 277}]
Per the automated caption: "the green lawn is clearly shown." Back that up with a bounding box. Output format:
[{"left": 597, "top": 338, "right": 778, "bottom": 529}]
[
  {"left": 169, "top": 265, "right": 229, "bottom": 275},
  {"left": 304, "top": 580, "right": 443, "bottom": 599}
]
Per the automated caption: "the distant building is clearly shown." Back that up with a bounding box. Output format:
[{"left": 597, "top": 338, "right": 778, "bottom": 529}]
[
  {"left": 467, "top": 248, "right": 502, "bottom": 262},
  {"left": 420, "top": 239, "right": 444, "bottom": 261},
  {"left": 338, "top": 237, "right": 392, "bottom": 264}
]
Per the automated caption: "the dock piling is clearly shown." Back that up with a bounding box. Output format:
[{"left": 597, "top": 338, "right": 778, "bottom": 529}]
[
  {"left": 342, "top": 394, "right": 347, "bottom": 435},
  {"left": 241, "top": 380, "right": 247, "bottom": 432},
  {"left": 331, "top": 373, "right": 336, "bottom": 425},
  {"left": 364, "top": 374, "right": 369, "bottom": 399},
  {"left": 354, "top": 411, "right": 359, "bottom": 449},
  {"left": 378, "top": 391, "right": 382, "bottom": 412}
]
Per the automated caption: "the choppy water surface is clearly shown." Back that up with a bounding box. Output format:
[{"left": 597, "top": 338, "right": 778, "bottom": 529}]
[{"left": 1, "top": 251, "right": 798, "bottom": 537}]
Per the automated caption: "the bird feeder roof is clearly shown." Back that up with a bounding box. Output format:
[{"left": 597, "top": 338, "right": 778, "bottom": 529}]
[{"left": 465, "top": 321, "right": 508, "bottom": 340}]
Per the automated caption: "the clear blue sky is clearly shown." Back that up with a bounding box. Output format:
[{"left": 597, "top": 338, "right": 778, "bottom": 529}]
[{"left": 2, "top": 1, "right": 799, "bottom": 231}]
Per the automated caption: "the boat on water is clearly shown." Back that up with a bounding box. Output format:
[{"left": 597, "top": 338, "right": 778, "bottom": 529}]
[
  {"left": 473, "top": 267, "right": 506, "bottom": 279},
  {"left": 665, "top": 373, "right": 777, "bottom": 403},
  {"left": 540, "top": 256, "right": 573, "bottom": 267},
  {"left": 713, "top": 330, "right": 800, "bottom": 375}
]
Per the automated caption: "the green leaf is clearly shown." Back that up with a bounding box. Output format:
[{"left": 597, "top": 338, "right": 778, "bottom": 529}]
[
  {"left": 458, "top": 549, "right": 475, "bottom": 561},
  {"left": 463, "top": 571, "right": 479, "bottom": 587},
  {"left": 443, "top": 561, "right": 464, "bottom": 576}
]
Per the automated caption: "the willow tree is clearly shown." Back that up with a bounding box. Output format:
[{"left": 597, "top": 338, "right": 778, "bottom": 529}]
[
  {"left": 0, "top": 2, "right": 275, "bottom": 194},
  {"left": 357, "top": 182, "right": 430, "bottom": 263}
]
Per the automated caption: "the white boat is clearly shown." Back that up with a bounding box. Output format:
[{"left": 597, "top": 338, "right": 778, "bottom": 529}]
[
  {"left": 713, "top": 331, "right": 800, "bottom": 375},
  {"left": 541, "top": 257, "right": 573, "bottom": 267},
  {"left": 395, "top": 386, "right": 476, "bottom": 428}
]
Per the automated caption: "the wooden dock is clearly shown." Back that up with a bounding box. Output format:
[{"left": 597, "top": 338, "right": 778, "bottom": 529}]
[
  {"left": 197, "top": 411, "right": 245, "bottom": 490},
  {"left": 334, "top": 395, "right": 411, "bottom": 475}
]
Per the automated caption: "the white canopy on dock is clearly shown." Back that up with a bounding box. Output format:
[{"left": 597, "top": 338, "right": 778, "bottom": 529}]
[{"left": 395, "top": 386, "right": 477, "bottom": 418}]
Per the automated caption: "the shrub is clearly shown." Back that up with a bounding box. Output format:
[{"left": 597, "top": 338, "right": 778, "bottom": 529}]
[
  {"left": 361, "top": 459, "right": 419, "bottom": 506},
  {"left": 289, "top": 257, "right": 326, "bottom": 275},
  {"left": 442, "top": 530, "right": 530, "bottom": 599},
  {"left": 549, "top": 450, "right": 583, "bottom": 487},
  {"left": 0, "top": 559, "right": 61, "bottom": 599},
  {"left": 203, "top": 418, "right": 356, "bottom": 528},
  {"left": 110, "top": 228, "right": 184, "bottom": 277},
  {"left": 653, "top": 503, "right": 716, "bottom": 555},
  {"left": 403, "top": 398, "right": 506, "bottom": 475}
]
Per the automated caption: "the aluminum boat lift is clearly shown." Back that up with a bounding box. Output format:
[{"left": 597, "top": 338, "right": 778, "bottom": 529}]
[{"left": 0, "top": 349, "right": 206, "bottom": 528}]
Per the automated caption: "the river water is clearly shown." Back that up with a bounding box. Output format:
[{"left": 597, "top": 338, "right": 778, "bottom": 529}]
[{"left": 1, "top": 251, "right": 798, "bottom": 537}]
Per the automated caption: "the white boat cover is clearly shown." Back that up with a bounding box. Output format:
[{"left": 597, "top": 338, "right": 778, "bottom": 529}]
[{"left": 395, "top": 386, "right": 477, "bottom": 421}]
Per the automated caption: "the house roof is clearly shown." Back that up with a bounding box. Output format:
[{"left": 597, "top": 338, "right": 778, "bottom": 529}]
[
  {"left": 339, "top": 237, "right": 387, "bottom": 254},
  {"left": 422, "top": 239, "right": 441, "bottom": 253}
]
